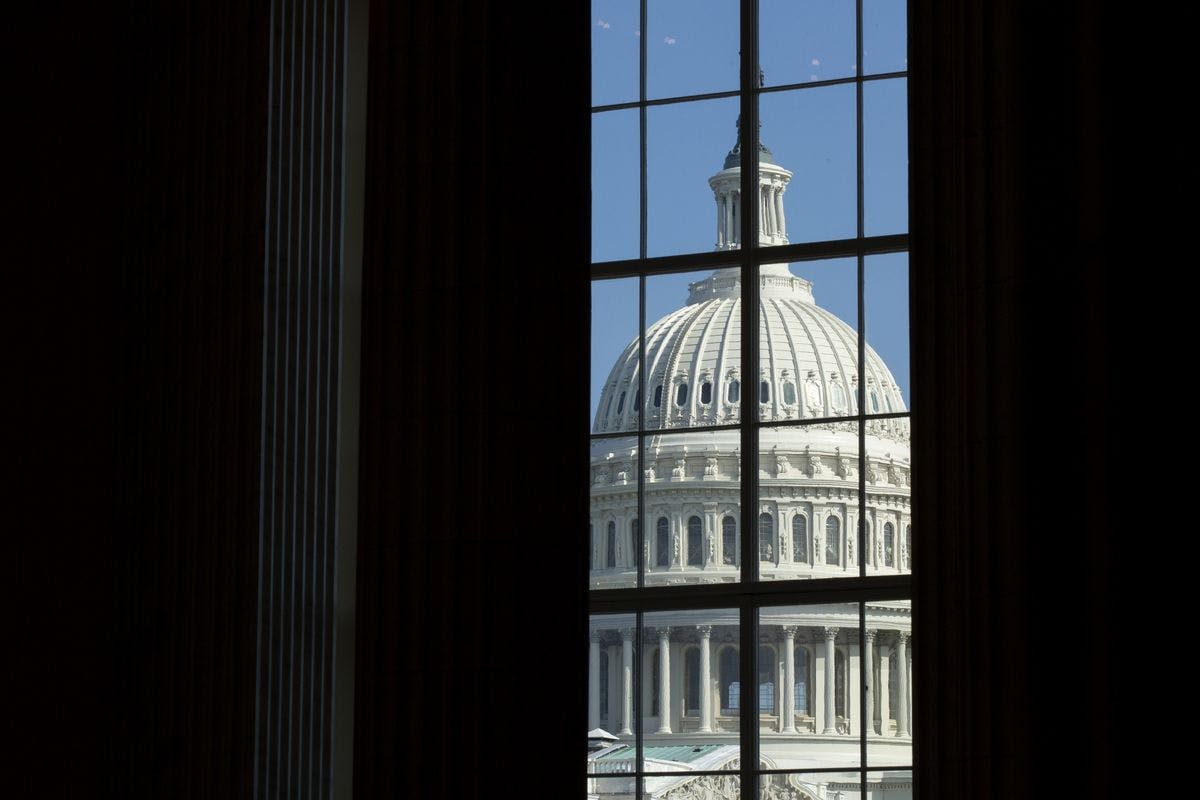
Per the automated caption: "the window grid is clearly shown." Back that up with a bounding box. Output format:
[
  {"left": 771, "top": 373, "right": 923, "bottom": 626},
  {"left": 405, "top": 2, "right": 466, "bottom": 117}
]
[{"left": 589, "top": 1, "right": 911, "bottom": 796}]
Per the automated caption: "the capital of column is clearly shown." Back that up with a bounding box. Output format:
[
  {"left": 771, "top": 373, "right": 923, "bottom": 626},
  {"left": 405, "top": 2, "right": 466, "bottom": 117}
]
[
  {"left": 864, "top": 629, "right": 876, "bottom": 643},
  {"left": 696, "top": 625, "right": 713, "bottom": 639},
  {"left": 620, "top": 627, "right": 635, "bottom": 641},
  {"left": 780, "top": 625, "right": 798, "bottom": 639},
  {"left": 822, "top": 626, "right": 839, "bottom": 642},
  {"left": 590, "top": 630, "right": 603, "bottom": 644}
]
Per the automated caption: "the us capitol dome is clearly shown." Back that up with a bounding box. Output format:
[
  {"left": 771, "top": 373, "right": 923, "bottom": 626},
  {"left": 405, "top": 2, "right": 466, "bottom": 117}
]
[{"left": 587, "top": 127, "right": 913, "bottom": 800}]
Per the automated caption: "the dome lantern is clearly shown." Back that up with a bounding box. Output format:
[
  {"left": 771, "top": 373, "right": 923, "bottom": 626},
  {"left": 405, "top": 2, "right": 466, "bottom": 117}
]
[{"left": 709, "top": 116, "right": 793, "bottom": 249}]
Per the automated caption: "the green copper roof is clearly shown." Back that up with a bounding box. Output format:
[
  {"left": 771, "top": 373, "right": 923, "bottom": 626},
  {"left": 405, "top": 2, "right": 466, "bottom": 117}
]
[{"left": 595, "top": 744, "right": 725, "bottom": 764}]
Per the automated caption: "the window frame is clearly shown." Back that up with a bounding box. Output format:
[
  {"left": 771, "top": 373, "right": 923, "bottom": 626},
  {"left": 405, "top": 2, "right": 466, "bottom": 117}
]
[{"left": 587, "top": 1, "right": 913, "bottom": 796}]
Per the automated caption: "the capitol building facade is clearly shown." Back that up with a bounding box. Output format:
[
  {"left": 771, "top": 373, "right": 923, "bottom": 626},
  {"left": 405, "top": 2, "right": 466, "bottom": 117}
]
[{"left": 587, "top": 137, "right": 913, "bottom": 800}]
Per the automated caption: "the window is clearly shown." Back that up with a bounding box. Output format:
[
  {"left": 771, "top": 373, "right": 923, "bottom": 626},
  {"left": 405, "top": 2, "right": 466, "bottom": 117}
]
[
  {"left": 616, "top": 390, "right": 626, "bottom": 415},
  {"left": 825, "top": 516, "right": 841, "bottom": 566},
  {"left": 606, "top": 521, "right": 616, "bottom": 568},
  {"left": 758, "top": 512, "right": 774, "bottom": 562},
  {"left": 687, "top": 515, "right": 703, "bottom": 566},
  {"left": 600, "top": 649, "right": 610, "bottom": 721},
  {"left": 792, "top": 514, "right": 807, "bottom": 563},
  {"left": 885, "top": 521, "right": 896, "bottom": 567},
  {"left": 722, "top": 515, "right": 737, "bottom": 565},
  {"left": 588, "top": 2, "right": 912, "bottom": 794}
]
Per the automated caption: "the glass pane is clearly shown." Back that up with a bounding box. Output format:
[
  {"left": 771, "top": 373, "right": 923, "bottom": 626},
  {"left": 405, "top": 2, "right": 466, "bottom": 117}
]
[
  {"left": 758, "top": 603, "right": 862, "bottom": 769},
  {"left": 865, "top": 416, "right": 910, "bottom": 576},
  {"left": 864, "top": 252, "right": 909, "bottom": 412},
  {"left": 593, "top": 277, "right": 641, "bottom": 434},
  {"left": 645, "top": 267, "right": 741, "bottom": 430},
  {"left": 647, "top": 0, "right": 739, "bottom": 100},
  {"left": 758, "top": 422, "right": 862, "bottom": 582},
  {"left": 864, "top": 78, "right": 908, "bottom": 236},
  {"left": 865, "top": 602, "right": 913, "bottom": 767},
  {"left": 760, "top": 85, "right": 856, "bottom": 243},
  {"left": 592, "top": 0, "right": 640, "bottom": 107},
  {"left": 757, "top": 259, "right": 857, "bottom": 423},
  {"left": 642, "top": 429, "right": 742, "bottom": 583},
  {"left": 588, "top": 612, "right": 638, "bottom": 756},
  {"left": 761, "top": 0, "right": 856, "bottom": 87},
  {"left": 760, "top": 773, "right": 858, "bottom": 799},
  {"left": 591, "top": 435, "right": 639, "bottom": 589},
  {"left": 641, "top": 609, "right": 740, "bottom": 770},
  {"left": 593, "top": 109, "right": 640, "bottom": 263},
  {"left": 864, "top": 0, "right": 908, "bottom": 75},
  {"left": 647, "top": 96, "right": 741, "bottom": 257},
  {"left": 646, "top": 775, "right": 740, "bottom": 800}
]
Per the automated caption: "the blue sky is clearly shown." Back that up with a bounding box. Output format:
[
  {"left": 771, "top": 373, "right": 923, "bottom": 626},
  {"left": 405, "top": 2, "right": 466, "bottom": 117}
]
[{"left": 590, "top": 0, "right": 909, "bottom": 421}]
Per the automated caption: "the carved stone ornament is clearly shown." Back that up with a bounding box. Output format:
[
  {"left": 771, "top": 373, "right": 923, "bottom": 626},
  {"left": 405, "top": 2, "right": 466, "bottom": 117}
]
[
  {"left": 776, "top": 453, "right": 790, "bottom": 476},
  {"left": 705, "top": 456, "right": 719, "bottom": 477},
  {"left": 594, "top": 465, "right": 610, "bottom": 486},
  {"left": 663, "top": 773, "right": 743, "bottom": 800}
]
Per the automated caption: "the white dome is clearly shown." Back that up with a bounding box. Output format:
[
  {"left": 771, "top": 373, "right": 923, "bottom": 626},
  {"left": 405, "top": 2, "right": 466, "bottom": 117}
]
[{"left": 593, "top": 264, "right": 908, "bottom": 434}]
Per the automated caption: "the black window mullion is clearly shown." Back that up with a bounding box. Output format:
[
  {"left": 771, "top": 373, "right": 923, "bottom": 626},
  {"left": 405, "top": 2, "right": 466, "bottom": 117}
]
[
  {"left": 738, "top": 2, "right": 760, "bottom": 798},
  {"left": 635, "top": 1, "right": 647, "bottom": 792}
]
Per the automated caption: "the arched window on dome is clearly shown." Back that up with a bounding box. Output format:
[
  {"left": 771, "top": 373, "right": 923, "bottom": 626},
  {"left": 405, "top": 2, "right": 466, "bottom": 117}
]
[
  {"left": 794, "top": 646, "right": 810, "bottom": 715},
  {"left": 758, "top": 512, "right": 774, "bottom": 562},
  {"left": 885, "top": 394, "right": 893, "bottom": 412},
  {"left": 675, "top": 383, "right": 688, "bottom": 407},
  {"left": 653, "top": 384, "right": 662, "bottom": 408},
  {"left": 870, "top": 390, "right": 879, "bottom": 412},
  {"left": 759, "top": 379, "right": 770, "bottom": 404},
  {"left": 888, "top": 649, "right": 899, "bottom": 720},
  {"left": 831, "top": 382, "right": 847, "bottom": 412},
  {"left": 656, "top": 517, "right": 669, "bottom": 568},
  {"left": 700, "top": 380, "right": 712, "bottom": 405},
  {"left": 727, "top": 378, "right": 740, "bottom": 403},
  {"left": 604, "top": 391, "right": 615, "bottom": 419},
  {"left": 720, "top": 646, "right": 739, "bottom": 713},
  {"left": 758, "top": 644, "right": 776, "bottom": 712},
  {"left": 634, "top": 388, "right": 641, "bottom": 413},
  {"left": 687, "top": 515, "right": 703, "bottom": 566},
  {"left": 783, "top": 381, "right": 797, "bottom": 405},
  {"left": 616, "top": 390, "right": 626, "bottom": 415},
  {"left": 722, "top": 515, "right": 737, "bottom": 566},
  {"left": 684, "top": 647, "right": 700, "bottom": 714},
  {"left": 606, "top": 521, "right": 616, "bottom": 569},
  {"left": 792, "top": 514, "right": 808, "bottom": 563},
  {"left": 599, "top": 649, "right": 609, "bottom": 722},
  {"left": 884, "top": 522, "right": 895, "bottom": 567},
  {"left": 826, "top": 516, "right": 841, "bottom": 566}
]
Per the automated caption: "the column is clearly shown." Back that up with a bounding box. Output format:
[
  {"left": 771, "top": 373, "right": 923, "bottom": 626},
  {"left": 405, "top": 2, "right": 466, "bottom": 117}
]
[
  {"left": 822, "top": 627, "right": 837, "bottom": 734},
  {"left": 777, "top": 655, "right": 786, "bottom": 732},
  {"left": 589, "top": 631, "right": 601, "bottom": 730},
  {"left": 878, "top": 642, "right": 892, "bottom": 737},
  {"left": 698, "top": 626, "right": 713, "bottom": 732},
  {"left": 897, "top": 632, "right": 910, "bottom": 738},
  {"left": 620, "top": 628, "right": 634, "bottom": 735},
  {"left": 864, "top": 630, "right": 876, "bottom": 736},
  {"left": 782, "top": 626, "right": 797, "bottom": 733},
  {"left": 724, "top": 193, "right": 733, "bottom": 246},
  {"left": 656, "top": 628, "right": 672, "bottom": 733},
  {"left": 775, "top": 187, "right": 787, "bottom": 239},
  {"left": 716, "top": 193, "right": 724, "bottom": 246}
]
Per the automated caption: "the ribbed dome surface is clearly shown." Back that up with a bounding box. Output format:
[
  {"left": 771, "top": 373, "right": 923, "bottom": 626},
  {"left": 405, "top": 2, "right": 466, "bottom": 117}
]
[{"left": 593, "top": 265, "right": 907, "bottom": 434}]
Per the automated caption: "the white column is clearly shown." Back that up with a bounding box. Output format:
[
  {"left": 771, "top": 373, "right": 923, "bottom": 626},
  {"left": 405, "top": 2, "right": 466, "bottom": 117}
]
[
  {"left": 822, "top": 627, "right": 837, "bottom": 734},
  {"left": 864, "top": 630, "right": 876, "bottom": 736},
  {"left": 897, "top": 632, "right": 910, "bottom": 738},
  {"left": 656, "top": 628, "right": 672, "bottom": 733},
  {"left": 777, "top": 649, "right": 785, "bottom": 732},
  {"left": 775, "top": 187, "right": 787, "bottom": 240},
  {"left": 716, "top": 193, "right": 724, "bottom": 246},
  {"left": 698, "top": 626, "right": 713, "bottom": 732},
  {"left": 723, "top": 193, "right": 732, "bottom": 246},
  {"left": 782, "top": 626, "right": 797, "bottom": 733},
  {"left": 589, "top": 631, "right": 601, "bottom": 730},
  {"left": 620, "top": 628, "right": 634, "bottom": 735},
  {"left": 878, "top": 642, "right": 892, "bottom": 737}
]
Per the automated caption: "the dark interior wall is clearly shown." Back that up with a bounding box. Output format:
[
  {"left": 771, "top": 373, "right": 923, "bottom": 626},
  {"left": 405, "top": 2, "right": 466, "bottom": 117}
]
[{"left": 8, "top": 0, "right": 1168, "bottom": 797}]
